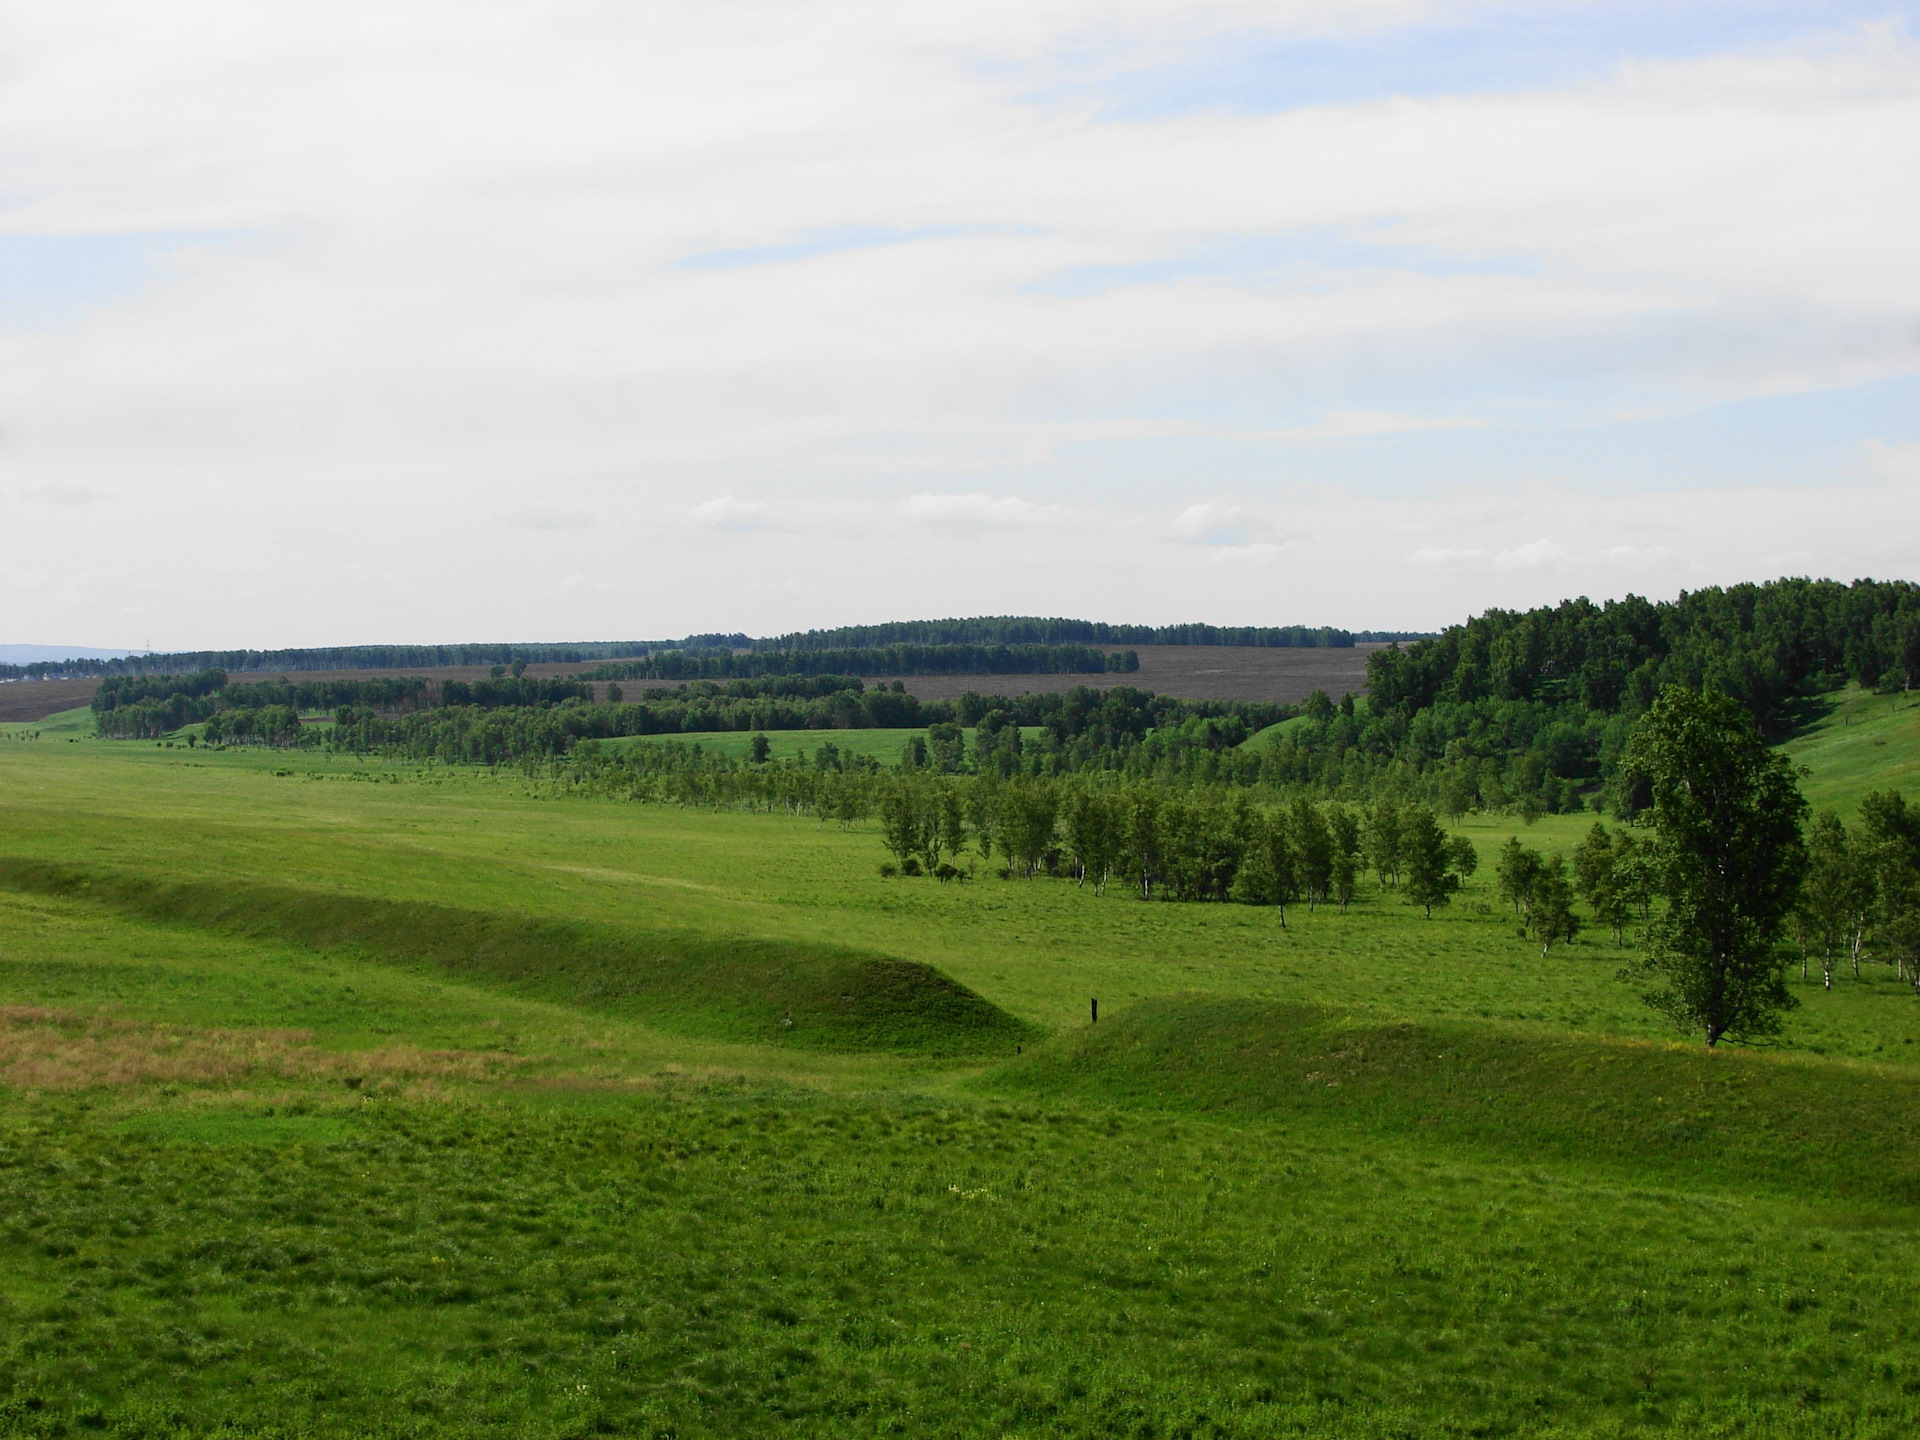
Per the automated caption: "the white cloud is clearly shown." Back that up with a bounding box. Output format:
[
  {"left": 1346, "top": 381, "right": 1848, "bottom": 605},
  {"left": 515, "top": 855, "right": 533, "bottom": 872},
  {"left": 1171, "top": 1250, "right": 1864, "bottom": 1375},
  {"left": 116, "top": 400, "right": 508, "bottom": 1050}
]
[
  {"left": 687, "top": 495, "right": 770, "bottom": 530},
  {"left": 0, "top": 6, "right": 1915, "bottom": 642},
  {"left": 23, "top": 482, "right": 107, "bottom": 505},
  {"left": 1495, "top": 538, "right": 1572, "bottom": 569},
  {"left": 1170, "top": 502, "right": 1286, "bottom": 548},
  {"left": 902, "top": 492, "right": 1065, "bottom": 529},
  {"left": 1409, "top": 545, "right": 1494, "bottom": 568},
  {"left": 504, "top": 507, "right": 593, "bottom": 531}
]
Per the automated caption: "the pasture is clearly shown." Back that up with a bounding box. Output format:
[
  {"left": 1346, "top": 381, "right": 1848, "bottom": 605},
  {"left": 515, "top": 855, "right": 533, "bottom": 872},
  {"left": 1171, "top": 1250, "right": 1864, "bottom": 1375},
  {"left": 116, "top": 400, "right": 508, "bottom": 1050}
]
[{"left": 3, "top": 691, "right": 1919, "bottom": 1436}]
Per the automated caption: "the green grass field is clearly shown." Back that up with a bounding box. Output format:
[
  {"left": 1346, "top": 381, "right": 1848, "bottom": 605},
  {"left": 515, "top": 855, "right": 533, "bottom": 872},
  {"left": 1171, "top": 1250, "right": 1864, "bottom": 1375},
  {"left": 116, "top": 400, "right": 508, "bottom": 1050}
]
[{"left": 4, "top": 691, "right": 1920, "bottom": 1436}]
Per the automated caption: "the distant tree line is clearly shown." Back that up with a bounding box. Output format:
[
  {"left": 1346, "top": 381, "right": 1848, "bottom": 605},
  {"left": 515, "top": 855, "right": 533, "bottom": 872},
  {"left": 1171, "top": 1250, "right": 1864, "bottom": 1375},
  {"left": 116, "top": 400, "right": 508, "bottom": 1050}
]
[
  {"left": 10, "top": 640, "right": 667, "bottom": 682},
  {"left": 313, "top": 685, "right": 1287, "bottom": 768},
  {"left": 753, "top": 617, "right": 1421, "bottom": 651},
  {"left": 92, "top": 670, "right": 595, "bottom": 739},
  {"left": 581, "top": 644, "right": 1135, "bottom": 683},
  {"left": 1, "top": 610, "right": 1434, "bottom": 683}
]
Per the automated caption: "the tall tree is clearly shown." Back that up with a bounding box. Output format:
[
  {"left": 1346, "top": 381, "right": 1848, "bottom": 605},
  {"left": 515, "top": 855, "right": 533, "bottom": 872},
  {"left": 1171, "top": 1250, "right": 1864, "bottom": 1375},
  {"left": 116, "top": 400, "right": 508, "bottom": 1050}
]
[
  {"left": 1860, "top": 791, "right": 1920, "bottom": 992},
  {"left": 1796, "top": 811, "right": 1871, "bottom": 991},
  {"left": 1326, "top": 805, "right": 1362, "bottom": 913},
  {"left": 1572, "top": 822, "right": 1631, "bottom": 944},
  {"left": 1529, "top": 855, "right": 1580, "bottom": 957},
  {"left": 1290, "top": 798, "right": 1333, "bottom": 911},
  {"left": 1365, "top": 797, "right": 1405, "bottom": 889},
  {"left": 1232, "top": 809, "right": 1301, "bottom": 927},
  {"left": 1496, "top": 838, "right": 1542, "bottom": 920},
  {"left": 1619, "top": 686, "right": 1809, "bottom": 1047},
  {"left": 1401, "top": 806, "right": 1462, "bottom": 918}
]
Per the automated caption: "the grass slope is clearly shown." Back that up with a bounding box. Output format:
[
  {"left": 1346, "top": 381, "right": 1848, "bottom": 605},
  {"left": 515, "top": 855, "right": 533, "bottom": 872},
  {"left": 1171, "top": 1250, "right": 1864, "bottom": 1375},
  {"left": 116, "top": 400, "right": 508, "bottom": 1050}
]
[
  {"left": 6, "top": 710, "right": 1920, "bottom": 1435},
  {"left": 0, "top": 859, "right": 1030, "bottom": 1058},
  {"left": 992, "top": 994, "right": 1920, "bottom": 1205},
  {"left": 1786, "top": 684, "right": 1920, "bottom": 815}
]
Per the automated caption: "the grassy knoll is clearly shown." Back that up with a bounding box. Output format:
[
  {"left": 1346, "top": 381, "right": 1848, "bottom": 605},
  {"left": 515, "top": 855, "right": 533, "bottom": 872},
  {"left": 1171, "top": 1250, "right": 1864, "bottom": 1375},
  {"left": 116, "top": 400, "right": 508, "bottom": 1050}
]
[
  {"left": 0, "top": 704, "right": 94, "bottom": 739},
  {"left": 5, "top": 723, "right": 1920, "bottom": 1435},
  {"left": 0, "top": 859, "right": 1031, "bottom": 1057},
  {"left": 1785, "top": 683, "right": 1920, "bottom": 814}
]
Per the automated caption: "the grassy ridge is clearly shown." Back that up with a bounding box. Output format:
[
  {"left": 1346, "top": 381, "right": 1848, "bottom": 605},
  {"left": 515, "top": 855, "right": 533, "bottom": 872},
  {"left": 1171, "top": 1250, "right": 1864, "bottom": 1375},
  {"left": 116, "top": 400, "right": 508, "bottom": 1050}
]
[
  {"left": 990, "top": 995, "right": 1920, "bottom": 1205},
  {"left": 0, "top": 859, "right": 1032, "bottom": 1057},
  {"left": 1787, "top": 684, "right": 1920, "bottom": 814}
]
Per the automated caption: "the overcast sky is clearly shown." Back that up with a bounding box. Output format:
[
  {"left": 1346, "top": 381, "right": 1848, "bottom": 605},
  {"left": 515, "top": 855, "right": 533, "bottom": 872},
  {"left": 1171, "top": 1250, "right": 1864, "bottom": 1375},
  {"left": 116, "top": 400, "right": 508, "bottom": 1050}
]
[{"left": 4, "top": 0, "right": 1918, "bottom": 649}]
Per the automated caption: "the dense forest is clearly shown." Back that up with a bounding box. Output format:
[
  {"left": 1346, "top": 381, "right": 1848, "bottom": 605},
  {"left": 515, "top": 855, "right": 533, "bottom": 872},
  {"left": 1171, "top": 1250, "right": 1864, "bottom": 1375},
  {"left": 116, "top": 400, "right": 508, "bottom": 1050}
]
[{"left": 1264, "top": 577, "right": 1920, "bottom": 817}]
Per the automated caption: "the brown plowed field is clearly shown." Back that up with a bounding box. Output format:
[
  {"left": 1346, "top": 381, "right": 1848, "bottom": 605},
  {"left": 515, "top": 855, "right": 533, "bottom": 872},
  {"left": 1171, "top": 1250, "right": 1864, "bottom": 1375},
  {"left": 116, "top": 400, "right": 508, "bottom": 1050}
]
[
  {"left": 0, "top": 679, "right": 101, "bottom": 723},
  {"left": 0, "top": 646, "right": 1391, "bottom": 723},
  {"left": 881, "top": 644, "right": 1386, "bottom": 706}
]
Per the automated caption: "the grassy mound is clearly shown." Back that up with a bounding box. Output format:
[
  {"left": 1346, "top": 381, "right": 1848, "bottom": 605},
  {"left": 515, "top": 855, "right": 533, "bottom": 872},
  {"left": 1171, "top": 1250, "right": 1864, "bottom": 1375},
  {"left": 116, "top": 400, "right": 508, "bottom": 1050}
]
[
  {"left": 0, "top": 858, "right": 1033, "bottom": 1056},
  {"left": 988, "top": 995, "right": 1920, "bottom": 1204},
  {"left": 1785, "top": 683, "right": 1920, "bottom": 813}
]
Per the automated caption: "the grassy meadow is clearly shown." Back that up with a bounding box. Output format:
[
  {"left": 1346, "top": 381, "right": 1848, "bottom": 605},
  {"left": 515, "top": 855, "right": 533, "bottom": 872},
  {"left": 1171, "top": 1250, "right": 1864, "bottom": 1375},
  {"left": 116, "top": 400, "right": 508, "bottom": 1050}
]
[{"left": 4, "top": 690, "right": 1920, "bottom": 1436}]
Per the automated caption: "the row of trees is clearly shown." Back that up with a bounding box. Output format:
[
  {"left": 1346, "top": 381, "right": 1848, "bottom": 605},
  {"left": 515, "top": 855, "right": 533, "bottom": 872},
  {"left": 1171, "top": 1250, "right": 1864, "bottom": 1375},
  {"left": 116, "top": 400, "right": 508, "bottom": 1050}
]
[
  {"left": 874, "top": 780, "right": 1476, "bottom": 917},
  {"left": 1791, "top": 793, "right": 1920, "bottom": 993},
  {"left": 754, "top": 617, "right": 1384, "bottom": 651}
]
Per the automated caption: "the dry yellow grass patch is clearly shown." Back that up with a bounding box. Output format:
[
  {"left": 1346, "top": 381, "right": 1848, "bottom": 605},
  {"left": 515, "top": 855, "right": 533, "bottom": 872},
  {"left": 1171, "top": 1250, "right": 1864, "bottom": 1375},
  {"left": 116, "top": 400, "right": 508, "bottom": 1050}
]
[{"left": 0, "top": 1006, "right": 528, "bottom": 1092}]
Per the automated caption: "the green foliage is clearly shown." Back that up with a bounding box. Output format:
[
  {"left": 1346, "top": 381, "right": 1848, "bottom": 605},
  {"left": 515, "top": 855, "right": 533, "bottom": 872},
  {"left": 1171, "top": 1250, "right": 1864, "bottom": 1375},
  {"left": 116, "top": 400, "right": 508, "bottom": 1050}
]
[
  {"left": 1795, "top": 811, "right": 1876, "bottom": 987},
  {"left": 1399, "top": 806, "right": 1462, "bottom": 917},
  {"left": 1621, "top": 687, "right": 1811, "bottom": 1046},
  {"left": 1861, "top": 790, "right": 1920, "bottom": 991}
]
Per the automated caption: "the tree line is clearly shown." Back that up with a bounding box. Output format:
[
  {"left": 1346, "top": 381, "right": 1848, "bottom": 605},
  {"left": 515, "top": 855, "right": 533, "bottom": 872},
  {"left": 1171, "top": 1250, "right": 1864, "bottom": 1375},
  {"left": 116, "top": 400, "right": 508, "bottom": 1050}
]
[
  {"left": 581, "top": 643, "right": 1136, "bottom": 683},
  {"left": 9, "top": 641, "right": 665, "bottom": 682},
  {"left": 873, "top": 780, "right": 1474, "bottom": 916},
  {"left": 754, "top": 617, "right": 1419, "bottom": 652},
  {"left": 93, "top": 671, "right": 596, "bottom": 739}
]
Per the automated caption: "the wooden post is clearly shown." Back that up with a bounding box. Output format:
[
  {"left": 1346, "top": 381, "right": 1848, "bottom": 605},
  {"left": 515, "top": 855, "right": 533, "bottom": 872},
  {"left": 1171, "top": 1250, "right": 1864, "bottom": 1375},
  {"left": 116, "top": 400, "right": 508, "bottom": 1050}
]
[{"left": 1090, "top": 997, "right": 1098, "bottom": 1024}]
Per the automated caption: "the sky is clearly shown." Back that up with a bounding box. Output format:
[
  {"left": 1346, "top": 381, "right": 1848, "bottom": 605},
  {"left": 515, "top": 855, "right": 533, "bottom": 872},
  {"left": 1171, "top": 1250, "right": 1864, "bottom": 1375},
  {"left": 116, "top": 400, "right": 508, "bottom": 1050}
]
[{"left": 2, "top": 0, "right": 1918, "bottom": 649}]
